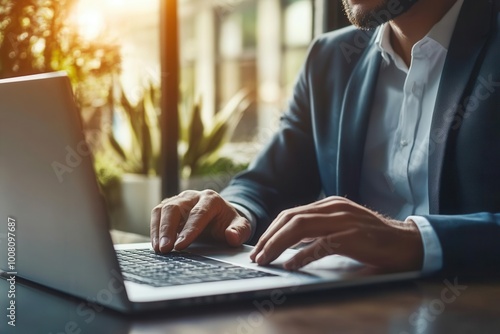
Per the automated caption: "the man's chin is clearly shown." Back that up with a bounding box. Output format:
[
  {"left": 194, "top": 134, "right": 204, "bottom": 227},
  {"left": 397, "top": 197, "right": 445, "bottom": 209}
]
[
  {"left": 342, "top": 0, "right": 421, "bottom": 30},
  {"left": 342, "top": 0, "right": 382, "bottom": 30}
]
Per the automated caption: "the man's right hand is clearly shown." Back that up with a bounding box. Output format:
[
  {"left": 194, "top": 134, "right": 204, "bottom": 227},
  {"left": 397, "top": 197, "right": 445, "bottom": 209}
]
[{"left": 150, "top": 190, "right": 252, "bottom": 253}]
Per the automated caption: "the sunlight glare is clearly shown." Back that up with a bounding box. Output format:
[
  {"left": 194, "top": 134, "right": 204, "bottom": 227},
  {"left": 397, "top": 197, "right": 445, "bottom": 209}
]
[{"left": 75, "top": 2, "right": 106, "bottom": 40}]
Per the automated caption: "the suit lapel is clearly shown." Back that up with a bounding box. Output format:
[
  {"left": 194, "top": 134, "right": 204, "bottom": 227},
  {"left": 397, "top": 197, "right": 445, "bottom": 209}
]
[
  {"left": 337, "top": 41, "right": 382, "bottom": 201},
  {"left": 428, "top": 0, "right": 493, "bottom": 213}
]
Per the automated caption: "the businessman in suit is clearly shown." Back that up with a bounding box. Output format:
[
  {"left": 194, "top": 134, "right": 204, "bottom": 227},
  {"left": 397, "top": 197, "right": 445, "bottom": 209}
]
[{"left": 151, "top": 0, "right": 500, "bottom": 275}]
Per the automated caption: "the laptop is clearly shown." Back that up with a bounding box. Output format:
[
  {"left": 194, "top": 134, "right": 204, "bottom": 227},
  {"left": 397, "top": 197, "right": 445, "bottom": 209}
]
[{"left": 0, "top": 72, "right": 419, "bottom": 313}]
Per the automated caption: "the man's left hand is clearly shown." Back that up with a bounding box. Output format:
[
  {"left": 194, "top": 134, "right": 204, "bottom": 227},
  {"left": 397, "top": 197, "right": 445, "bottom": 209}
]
[{"left": 249, "top": 196, "right": 424, "bottom": 272}]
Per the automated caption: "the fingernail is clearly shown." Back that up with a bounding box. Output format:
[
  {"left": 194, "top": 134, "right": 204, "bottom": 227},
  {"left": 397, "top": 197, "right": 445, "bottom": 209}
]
[
  {"left": 159, "top": 237, "right": 169, "bottom": 249},
  {"left": 174, "top": 235, "right": 185, "bottom": 248},
  {"left": 250, "top": 251, "right": 258, "bottom": 260},
  {"left": 256, "top": 252, "right": 267, "bottom": 264}
]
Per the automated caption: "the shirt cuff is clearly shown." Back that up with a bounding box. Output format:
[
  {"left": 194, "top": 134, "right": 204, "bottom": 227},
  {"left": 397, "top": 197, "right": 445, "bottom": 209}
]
[
  {"left": 407, "top": 216, "right": 443, "bottom": 276},
  {"left": 230, "top": 203, "right": 257, "bottom": 241}
]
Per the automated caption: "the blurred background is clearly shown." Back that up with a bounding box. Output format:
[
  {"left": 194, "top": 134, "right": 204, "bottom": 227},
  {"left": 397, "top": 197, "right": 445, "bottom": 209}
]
[{"left": 0, "top": 0, "right": 348, "bottom": 235}]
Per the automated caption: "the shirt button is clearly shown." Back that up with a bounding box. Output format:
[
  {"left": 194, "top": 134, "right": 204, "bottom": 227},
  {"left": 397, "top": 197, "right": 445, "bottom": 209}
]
[
  {"left": 412, "top": 82, "right": 424, "bottom": 97},
  {"left": 401, "top": 139, "right": 409, "bottom": 147}
]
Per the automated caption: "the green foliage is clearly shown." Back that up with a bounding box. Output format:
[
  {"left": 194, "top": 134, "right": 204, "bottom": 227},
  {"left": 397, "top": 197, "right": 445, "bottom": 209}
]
[
  {"left": 93, "top": 149, "right": 122, "bottom": 199},
  {"left": 102, "top": 86, "right": 250, "bottom": 179},
  {"left": 104, "top": 83, "right": 161, "bottom": 176},
  {"left": 195, "top": 157, "right": 249, "bottom": 177},
  {"left": 0, "top": 0, "right": 120, "bottom": 81},
  {"left": 181, "top": 89, "right": 251, "bottom": 177},
  {"left": 0, "top": 0, "right": 122, "bottom": 193},
  {"left": 0, "top": 0, "right": 249, "bottom": 183}
]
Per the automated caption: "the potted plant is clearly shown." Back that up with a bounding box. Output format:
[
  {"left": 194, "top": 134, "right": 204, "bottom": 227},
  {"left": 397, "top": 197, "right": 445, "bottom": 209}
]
[
  {"left": 180, "top": 89, "right": 252, "bottom": 191},
  {"left": 95, "top": 86, "right": 251, "bottom": 235},
  {"left": 95, "top": 83, "right": 161, "bottom": 236}
]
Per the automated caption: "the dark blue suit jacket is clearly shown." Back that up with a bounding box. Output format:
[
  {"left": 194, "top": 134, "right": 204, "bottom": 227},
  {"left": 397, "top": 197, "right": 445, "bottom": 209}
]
[{"left": 221, "top": 0, "right": 500, "bottom": 275}]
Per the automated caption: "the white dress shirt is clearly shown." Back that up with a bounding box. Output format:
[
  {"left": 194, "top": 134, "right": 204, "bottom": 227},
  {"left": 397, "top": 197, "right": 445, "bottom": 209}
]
[
  {"left": 233, "top": 0, "right": 464, "bottom": 275},
  {"left": 359, "top": 0, "right": 464, "bottom": 275}
]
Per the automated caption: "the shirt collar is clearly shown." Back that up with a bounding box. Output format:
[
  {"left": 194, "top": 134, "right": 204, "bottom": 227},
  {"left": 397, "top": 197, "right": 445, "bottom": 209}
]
[{"left": 375, "top": 0, "right": 464, "bottom": 66}]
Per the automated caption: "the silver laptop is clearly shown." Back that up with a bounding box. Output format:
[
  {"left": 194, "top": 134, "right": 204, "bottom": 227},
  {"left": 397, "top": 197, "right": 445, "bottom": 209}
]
[{"left": 0, "top": 72, "right": 419, "bottom": 313}]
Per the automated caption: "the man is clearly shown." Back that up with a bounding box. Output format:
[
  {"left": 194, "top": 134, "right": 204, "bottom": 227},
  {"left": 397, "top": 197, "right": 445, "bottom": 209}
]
[{"left": 151, "top": 0, "right": 500, "bottom": 276}]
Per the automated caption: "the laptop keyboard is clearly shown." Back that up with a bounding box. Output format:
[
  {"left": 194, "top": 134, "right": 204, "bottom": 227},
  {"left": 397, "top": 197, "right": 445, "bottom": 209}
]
[{"left": 116, "top": 249, "right": 277, "bottom": 287}]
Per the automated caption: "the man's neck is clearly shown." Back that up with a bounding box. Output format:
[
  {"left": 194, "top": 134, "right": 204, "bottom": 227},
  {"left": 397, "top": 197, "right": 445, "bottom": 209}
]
[{"left": 389, "top": 0, "right": 458, "bottom": 67}]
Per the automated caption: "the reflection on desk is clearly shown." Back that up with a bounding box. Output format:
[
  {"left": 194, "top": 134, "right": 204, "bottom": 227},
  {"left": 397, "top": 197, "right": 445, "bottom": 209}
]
[{"left": 1, "top": 274, "right": 500, "bottom": 334}]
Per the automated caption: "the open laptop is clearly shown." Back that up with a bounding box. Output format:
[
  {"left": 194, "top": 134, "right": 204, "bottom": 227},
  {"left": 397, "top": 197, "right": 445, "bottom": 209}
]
[{"left": 0, "top": 72, "right": 419, "bottom": 313}]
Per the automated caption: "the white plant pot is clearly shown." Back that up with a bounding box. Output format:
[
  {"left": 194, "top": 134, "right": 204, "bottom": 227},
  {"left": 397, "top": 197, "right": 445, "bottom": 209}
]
[
  {"left": 113, "top": 174, "right": 161, "bottom": 236},
  {"left": 180, "top": 173, "right": 234, "bottom": 192}
]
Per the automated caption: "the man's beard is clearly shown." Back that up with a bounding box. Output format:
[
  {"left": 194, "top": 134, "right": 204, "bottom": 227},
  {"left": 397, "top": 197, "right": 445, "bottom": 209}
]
[{"left": 342, "top": 0, "right": 421, "bottom": 30}]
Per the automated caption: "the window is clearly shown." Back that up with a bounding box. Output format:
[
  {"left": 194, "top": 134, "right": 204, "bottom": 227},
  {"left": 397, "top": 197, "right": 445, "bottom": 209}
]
[
  {"left": 0, "top": 0, "right": 325, "bottom": 233},
  {"left": 179, "top": 0, "right": 316, "bottom": 160},
  {"left": 217, "top": 1, "right": 258, "bottom": 141},
  {"left": 282, "top": 0, "right": 313, "bottom": 94}
]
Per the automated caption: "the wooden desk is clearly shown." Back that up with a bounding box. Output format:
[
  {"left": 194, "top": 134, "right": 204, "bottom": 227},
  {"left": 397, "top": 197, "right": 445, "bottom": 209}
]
[{"left": 2, "top": 272, "right": 499, "bottom": 333}]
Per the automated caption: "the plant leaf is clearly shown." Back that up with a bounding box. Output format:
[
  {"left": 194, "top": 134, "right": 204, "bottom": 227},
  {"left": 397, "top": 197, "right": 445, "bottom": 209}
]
[
  {"left": 192, "top": 89, "right": 251, "bottom": 175},
  {"left": 183, "top": 100, "right": 205, "bottom": 173}
]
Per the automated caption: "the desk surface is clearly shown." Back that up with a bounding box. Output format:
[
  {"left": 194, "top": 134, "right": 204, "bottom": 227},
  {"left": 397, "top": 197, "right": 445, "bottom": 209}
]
[
  {"left": 2, "top": 232, "right": 499, "bottom": 333},
  {"left": 1, "top": 274, "right": 499, "bottom": 334}
]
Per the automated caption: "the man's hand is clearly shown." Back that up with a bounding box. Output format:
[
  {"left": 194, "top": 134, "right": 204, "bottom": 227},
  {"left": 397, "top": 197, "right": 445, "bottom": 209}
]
[
  {"left": 249, "top": 196, "right": 424, "bottom": 272},
  {"left": 151, "top": 190, "right": 252, "bottom": 253}
]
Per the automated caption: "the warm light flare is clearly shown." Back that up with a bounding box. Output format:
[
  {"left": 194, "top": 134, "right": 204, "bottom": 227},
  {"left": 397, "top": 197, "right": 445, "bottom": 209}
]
[
  {"left": 72, "top": 0, "right": 156, "bottom": 40},
  {"left": 75, "top": 7, "right": 105, "bottom": 40}
]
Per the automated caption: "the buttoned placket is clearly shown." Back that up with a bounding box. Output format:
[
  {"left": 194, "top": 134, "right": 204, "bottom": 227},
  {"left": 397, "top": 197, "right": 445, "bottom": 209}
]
[{"left": 391, "top": 38, "right": 438, "bottom": 211}]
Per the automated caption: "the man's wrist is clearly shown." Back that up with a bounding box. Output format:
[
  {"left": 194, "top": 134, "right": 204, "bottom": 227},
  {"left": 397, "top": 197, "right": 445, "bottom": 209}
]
[
  {"left": 407, "top": 216, "right": 443, "bottom": 275},
  {"left": 404, "top": 219, "right": 425, "bottom": 271}
]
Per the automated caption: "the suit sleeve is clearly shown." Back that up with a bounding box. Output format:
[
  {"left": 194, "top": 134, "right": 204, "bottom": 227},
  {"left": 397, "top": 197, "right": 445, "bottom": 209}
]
[
  {"left": 424, "top": 213, "right": 500, "bottom": 275},
  {"left": 220, "top": 40, "right": 323, "bottom": 243}
]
